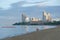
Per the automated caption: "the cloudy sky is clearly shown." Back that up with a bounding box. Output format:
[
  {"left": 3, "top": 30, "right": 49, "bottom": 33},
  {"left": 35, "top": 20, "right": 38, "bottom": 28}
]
[
  {"left": 0, "top": 0, "right": 60, "bottom": 9},
  {"left": 0, "top": 0, "right": 60, "bottom": 26}
]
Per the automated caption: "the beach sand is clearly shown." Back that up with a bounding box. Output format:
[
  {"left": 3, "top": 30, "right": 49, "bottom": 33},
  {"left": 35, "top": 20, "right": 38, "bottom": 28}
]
[{"left": 3, "top": 25, "right": 60, "bottom": 40}]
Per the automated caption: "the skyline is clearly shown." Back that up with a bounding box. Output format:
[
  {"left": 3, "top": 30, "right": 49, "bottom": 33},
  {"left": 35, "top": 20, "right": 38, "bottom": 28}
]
[
  {"left": 21, "top": 11, "right": 52, "bottom": 23},
  {"left": 0, "top": 0, "right": 60, "bottom": 26}
]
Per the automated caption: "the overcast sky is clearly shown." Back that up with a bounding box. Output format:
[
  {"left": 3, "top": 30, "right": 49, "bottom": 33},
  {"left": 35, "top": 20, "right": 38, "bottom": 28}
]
[
  {"left": 0, "top": 0, "right": 60, "bottom": 26},
  {"left": 0, "top": 0, "right": 60, "bottom": 9}
]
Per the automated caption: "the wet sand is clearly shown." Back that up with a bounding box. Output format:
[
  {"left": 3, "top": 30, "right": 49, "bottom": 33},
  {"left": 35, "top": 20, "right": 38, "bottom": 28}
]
[{"left": 3, "top": 25, "right": 60, "bottom": 40}]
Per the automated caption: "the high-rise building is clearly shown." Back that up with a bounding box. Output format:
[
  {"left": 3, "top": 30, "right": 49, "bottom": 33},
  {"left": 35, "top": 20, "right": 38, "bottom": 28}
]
[
  {"left": 47, "top": 13, "right": 52, "bottom": 21},
  {"left": 43, "top": 11, "right": 47, "bottom": 22},
  {"left": 43, "top": 11, "right": 51, "bottom": 22},
  {"left": 22, "top": 13, "right": 30, "bottom": 22},
  {"left": 22, "top": 11, "right": 51, "bottom": 23}
]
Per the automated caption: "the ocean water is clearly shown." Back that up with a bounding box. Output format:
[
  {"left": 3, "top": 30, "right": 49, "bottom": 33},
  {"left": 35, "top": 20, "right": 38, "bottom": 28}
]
[{"left": 0, "top": 25, "right": 56, "bottom": 39}]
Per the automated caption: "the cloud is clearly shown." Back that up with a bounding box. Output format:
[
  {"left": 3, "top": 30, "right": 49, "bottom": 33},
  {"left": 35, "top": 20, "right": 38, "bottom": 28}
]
[
  {"left": 0, "top": 0, "right": 60, "bottom": 9},
  {"left": 21, "top": 1, "right": 46, "bottom": 7},
  {"left": 0, "top": 0, "right": 22, "bottom": 9},
  {"left": 21, "top": 0, "right": 60, "bottom": 7},
  {"left": 25, "top": 0, "right": 46, "bottom": 2},
  {"left": 0, "top": 0, "right": 59, "bottom": 26}
]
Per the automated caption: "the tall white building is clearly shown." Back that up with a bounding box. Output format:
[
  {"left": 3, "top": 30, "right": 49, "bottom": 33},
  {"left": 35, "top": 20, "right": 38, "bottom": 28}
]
[
  {"left": 43, "top": 11, "right": 47, "bottom": 22},
  {"left": 21, "top": 11, "right": 52, "bottom": 23},
  {"left": 43, "top": 11, "right": 51, "bottom": 22},
  {"left": 47, "top": 12, "right": 51, "bottom": 21},
  {"left": 22, "top": 13, "right": 30, "bottom": 22}
]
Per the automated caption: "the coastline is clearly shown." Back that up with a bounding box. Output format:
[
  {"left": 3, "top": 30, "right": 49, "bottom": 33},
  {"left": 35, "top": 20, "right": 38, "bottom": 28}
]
[
  {"left": 13, "top": 21, "right": 60, "bottom": 25},
  {"left": 3, "top": 25, "right": 60, "bottom": 40}
]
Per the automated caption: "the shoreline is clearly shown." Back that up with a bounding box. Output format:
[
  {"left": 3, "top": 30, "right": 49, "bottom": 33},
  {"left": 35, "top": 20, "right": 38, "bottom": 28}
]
[
  {"left": 2, "top": 25, "right": 60, "bottom": 40},
  {"left": 13, "top": 21, "right": 60, "bottom": 25}
]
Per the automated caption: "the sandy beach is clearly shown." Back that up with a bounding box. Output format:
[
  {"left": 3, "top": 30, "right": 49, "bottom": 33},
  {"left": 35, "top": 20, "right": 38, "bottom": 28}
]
[{"left": 3, "top": 25, "right": 60, "bottom": 40}]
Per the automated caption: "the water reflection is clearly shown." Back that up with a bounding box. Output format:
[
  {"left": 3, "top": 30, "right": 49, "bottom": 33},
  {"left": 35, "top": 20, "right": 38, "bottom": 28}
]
[
  {"left": 0, "top": 25, "right": 56, "bottom": 39},
  {"left": 20, "top": 25, "right": 56, "bottom": 33}
]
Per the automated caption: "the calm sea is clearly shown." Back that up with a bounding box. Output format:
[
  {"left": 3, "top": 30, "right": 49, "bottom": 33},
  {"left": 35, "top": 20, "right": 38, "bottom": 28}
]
[{"left": 0, "top": 25, "right": 56, "bottom": 39}]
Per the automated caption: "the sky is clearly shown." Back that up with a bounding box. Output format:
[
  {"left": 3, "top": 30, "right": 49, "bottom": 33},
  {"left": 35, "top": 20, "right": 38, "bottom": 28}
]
[
  {"left": 0, "top": 0, "right": 60, "bottom": 9},
  {"left": 0, "top": 0, "right": 60, "bottom": 26}
]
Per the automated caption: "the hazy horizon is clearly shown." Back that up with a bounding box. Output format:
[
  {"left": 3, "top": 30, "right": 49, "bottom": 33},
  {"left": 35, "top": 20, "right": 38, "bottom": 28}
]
[{"left": 0, "top": 0, "right": 60, "bottom": 26}]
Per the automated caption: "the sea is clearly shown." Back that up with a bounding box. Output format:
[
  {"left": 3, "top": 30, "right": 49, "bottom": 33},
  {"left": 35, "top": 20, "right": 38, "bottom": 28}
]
[{"left": 0, "top": 25, "right": 56, "bottom": 39}]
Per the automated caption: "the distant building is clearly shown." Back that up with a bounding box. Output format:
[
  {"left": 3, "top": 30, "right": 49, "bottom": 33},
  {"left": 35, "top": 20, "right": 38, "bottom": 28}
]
[
  {"left": 43, "top": 11, "right": 52, "bottom": 22},
  {"left": 51, "top": 18, "right": 60, "bottom": 22},
  {"left": 22, "top": 11, "right": 52, "bottom": 23},
  {"left": 22, "top": 13, "right": 30, "bottom": 22},
  {"left": 47, "top": 12, "right": 52, "bottom": 21},
  {"left": 22, "top": 13, "right": 41, "bottom": 22},
  {"left": 30, "top": 17, "right": 41, "bottom": 22}
]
